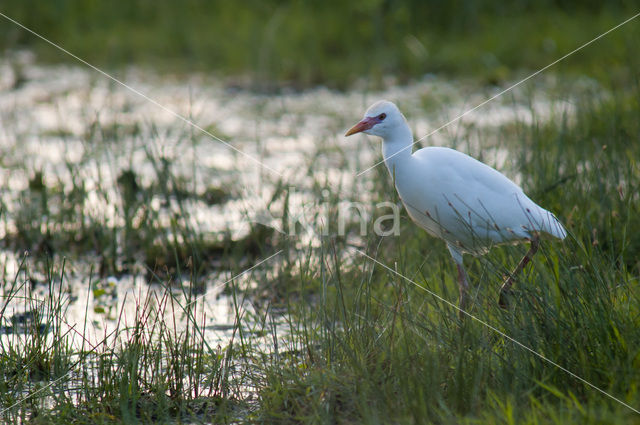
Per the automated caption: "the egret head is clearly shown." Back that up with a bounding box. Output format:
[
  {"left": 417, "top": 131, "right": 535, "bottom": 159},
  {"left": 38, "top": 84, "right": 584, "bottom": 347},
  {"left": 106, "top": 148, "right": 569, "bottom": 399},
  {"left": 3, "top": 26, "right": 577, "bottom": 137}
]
[{"left": 345, "top": 100, "right": 407, "bottom": 140}]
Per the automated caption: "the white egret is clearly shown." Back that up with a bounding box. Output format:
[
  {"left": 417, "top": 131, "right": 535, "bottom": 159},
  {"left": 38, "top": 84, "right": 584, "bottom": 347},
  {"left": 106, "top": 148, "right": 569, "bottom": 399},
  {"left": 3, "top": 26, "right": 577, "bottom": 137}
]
[{"left": 346, "top": 100, "right": 566, "bottom": 309}]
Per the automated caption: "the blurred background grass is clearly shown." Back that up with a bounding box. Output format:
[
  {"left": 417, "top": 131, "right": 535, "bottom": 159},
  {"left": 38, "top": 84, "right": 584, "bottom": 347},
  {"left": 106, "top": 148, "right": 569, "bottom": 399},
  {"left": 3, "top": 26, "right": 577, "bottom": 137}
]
[{"left": 1, "top": 0, "right": 638, "bottom": 88}]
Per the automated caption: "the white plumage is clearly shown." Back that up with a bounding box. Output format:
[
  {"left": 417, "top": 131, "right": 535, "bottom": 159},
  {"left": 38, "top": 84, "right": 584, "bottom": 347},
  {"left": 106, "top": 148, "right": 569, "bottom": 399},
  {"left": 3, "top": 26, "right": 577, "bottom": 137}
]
[{"left": 346, "top": 100, "right": 566, "bottom": 309}]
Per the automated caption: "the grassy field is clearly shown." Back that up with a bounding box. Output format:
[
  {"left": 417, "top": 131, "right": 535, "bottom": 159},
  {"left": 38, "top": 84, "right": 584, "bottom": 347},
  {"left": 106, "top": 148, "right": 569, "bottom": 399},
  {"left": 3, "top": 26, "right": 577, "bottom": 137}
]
[{"left": 1, "top": 2, "right": 640, "bottom": 424}]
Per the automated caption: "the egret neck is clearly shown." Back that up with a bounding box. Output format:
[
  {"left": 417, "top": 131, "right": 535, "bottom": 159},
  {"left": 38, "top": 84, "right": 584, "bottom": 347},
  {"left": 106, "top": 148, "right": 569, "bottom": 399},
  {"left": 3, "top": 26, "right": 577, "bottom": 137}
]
[{"left": 381, "top": 125, "right": 413, "bottom": 181}]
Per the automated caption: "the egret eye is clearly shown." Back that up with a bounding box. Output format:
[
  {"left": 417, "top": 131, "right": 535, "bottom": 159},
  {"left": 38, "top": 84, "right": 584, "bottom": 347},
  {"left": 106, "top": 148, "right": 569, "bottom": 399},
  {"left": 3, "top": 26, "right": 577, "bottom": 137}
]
[{"left": 378, "top": 113, "right": 387, "bottom": 120}]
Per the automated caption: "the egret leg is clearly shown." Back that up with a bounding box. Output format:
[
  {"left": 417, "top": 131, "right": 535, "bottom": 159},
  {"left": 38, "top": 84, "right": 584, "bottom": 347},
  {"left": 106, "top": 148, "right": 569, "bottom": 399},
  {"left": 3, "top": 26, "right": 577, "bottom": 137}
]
[
  {"left": 499, "top": 236, "right": 540, "bottom": 308},
  {"left": 456, "top": 263, "right": 470, "bottom": 315},
  {"left": 447, "top": 244, "right": 470, "bottom": 317}
]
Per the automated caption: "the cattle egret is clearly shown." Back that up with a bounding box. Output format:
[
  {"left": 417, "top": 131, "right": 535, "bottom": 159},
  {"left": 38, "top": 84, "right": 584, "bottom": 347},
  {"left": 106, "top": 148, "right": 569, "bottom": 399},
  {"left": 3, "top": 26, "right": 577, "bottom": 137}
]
[{"left": 346, "top": 100, "right": 566, "bottom": 309}]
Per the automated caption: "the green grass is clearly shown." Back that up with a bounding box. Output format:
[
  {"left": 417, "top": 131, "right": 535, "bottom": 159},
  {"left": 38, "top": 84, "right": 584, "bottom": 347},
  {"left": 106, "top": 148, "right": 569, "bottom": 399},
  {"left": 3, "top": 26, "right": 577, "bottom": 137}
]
[
  {"left": 1, "top": 1, "right": 638, "bottom": 88},
  {"left": 0, "top": 256, "right": 243, "bottom": 423},
  {"left": 242, "top": 82, "right": 640, "bottom": 423},
  {"left": 2, "top": 76, "right": 639, "bottom": 423}
]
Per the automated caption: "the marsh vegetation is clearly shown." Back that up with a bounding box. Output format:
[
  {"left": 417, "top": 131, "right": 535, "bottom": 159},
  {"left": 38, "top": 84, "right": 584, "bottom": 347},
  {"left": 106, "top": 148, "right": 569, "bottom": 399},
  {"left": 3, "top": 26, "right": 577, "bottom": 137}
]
[{"left": 0, "top": 2, "right": 639, "bottom": 423}]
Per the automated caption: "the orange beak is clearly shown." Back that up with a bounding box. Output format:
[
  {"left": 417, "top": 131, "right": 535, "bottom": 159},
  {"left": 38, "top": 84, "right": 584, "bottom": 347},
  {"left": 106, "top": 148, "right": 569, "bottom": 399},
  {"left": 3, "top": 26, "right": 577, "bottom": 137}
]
[{"left": 345, "top": 117, "right": 377, "bottom": 136}]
